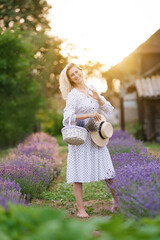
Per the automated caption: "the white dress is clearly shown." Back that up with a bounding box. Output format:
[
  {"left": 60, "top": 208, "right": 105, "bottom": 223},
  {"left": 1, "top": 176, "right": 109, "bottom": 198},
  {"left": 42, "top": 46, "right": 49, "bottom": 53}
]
[{"left": 63, "top": 85, "right": 115, "bottom": 184}]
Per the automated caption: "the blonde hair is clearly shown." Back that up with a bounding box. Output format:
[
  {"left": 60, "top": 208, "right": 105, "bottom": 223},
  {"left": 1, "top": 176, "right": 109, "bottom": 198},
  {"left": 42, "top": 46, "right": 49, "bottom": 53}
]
[{"left": 59, "top": 63, "right": 82, "bottom": 100}]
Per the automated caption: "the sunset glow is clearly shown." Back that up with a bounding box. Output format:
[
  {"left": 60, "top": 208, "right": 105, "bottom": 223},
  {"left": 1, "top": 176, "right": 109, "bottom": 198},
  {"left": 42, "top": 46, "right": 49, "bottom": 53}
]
[
  {"left": 47, "top": 0, "right": 160, "bottom": 67},
  {"left": 47, "top": 0, "right": 160, "bottom": 92}
]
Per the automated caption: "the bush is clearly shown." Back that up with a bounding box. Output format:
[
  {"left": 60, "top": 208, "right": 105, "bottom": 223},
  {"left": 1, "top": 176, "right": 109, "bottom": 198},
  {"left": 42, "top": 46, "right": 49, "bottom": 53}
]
[
  {"left": 113, "top": 153, "right": 160, "bottom": 219},
  {"left": 108, "top": 131, "right": 160, "bottom": 219},
  {"left": 108, "top": 130, "right": 147, "bottom": 155},
  {"left": 0, "top": 132, "right": 60, "bottom": 200},
  {"left": 133, "top": 122, "right": 146, "bottom": 141},
  {"left": 0, "top": 204, "right": 160, "bottom": 240},
  {"left": 43, "top": 109, "right": 63, "bottom": 136},
  {"left": 0, "top": 178, "right": 25, "bottom": 210},
  {"left": 0, "top": 29, "right": 43, "bottom": 148}
]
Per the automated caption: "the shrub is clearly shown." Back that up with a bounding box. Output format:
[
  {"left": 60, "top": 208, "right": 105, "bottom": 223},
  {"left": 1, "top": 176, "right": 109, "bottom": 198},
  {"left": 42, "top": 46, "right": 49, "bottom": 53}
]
[
  {"left": 0, "top": 29, "right": 43, "bottom": 148},
  {"left": 108, "top": 130, "right": 147, "bottom": 155},
  {"left": 0, "top": 178, "right": 25, "bottom": 210},
  {"left": 112, "top": 151, "right": 160, "bottom": 218},
  {"left": 43, "top": 109, "right": 63, "bottom": 136},
  {"left": 0, "top": 132, "right": 60, "bottom": 200},
  {"left": 0, "top": 204, "right": 160, "bottom": 240}
]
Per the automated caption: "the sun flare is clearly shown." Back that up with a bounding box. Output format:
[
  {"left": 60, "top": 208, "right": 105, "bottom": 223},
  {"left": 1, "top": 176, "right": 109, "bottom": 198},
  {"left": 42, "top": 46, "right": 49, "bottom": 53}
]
[
  {"left": 47, "top": 0, "right": 159, "bottom": 66},
  {"left": 47, "top": 0, "right": 160, "bottom": 92}
]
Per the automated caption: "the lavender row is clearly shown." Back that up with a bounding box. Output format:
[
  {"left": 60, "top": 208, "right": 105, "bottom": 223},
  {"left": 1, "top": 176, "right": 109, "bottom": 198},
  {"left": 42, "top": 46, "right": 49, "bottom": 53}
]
[
  {"left": 108, "top": 130, "right": 160, "bottom": 218},
  {"left": 0, "top": 132, "right": 60, "bottom": 209},
  {"left": 108, "top": 130, "right": 147, "bottom": 155},
  {"left": 0, "top": 178, "right": 25, "bottom": 210}
]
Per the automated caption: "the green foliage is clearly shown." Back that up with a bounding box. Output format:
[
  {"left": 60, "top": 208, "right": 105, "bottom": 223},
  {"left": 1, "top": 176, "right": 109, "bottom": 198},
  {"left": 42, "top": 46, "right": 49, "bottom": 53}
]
[
  {"left": 56, "top": 135, "right": 68, "bottom": 147},
  {"left": 32, "top": 33, "right": 68, "bottom": 97},
  {"left": 144, "top": 142, "right": 160, "bottom": 151},
  {"left": 0, "top": 0, "right": 51, "bottom": 32},
  {"left": 0, "top": 204, "right": 94, "bottom": 240},
  {"left": 0, "top": 0, "right": 69, "bottom": 144},
  {"left": 42, "top": 108, "right": 63, "bottom": 137},
  {"left": 24, "top": 32, "right": 68, "bottom": 132},
  {"left": 0, "top": 204, "right": 160, "bottom": 239},
  {"left": 82, "top": 60, "right": 105, "bottom": 77},
  {"left": 133, "top": 122, "right": 146, "bottom": 141},
  {"left": 0, "top": 29, "right": 43, "bottom": 148}
]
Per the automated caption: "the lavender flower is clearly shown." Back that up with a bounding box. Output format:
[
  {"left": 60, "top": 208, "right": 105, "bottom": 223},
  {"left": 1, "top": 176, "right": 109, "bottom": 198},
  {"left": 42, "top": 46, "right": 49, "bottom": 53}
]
[
  {"left": 0, "top": 178, "right": 25, "bottom": 211},
  {"left": 107, "top": 130, "right": 160, "bottom": 219},
  {"left": 0, "top": 132, "right": 60, "bottom": 205},
  {"left": 108, "top": 130, "right": 147, "bottom": 155}
]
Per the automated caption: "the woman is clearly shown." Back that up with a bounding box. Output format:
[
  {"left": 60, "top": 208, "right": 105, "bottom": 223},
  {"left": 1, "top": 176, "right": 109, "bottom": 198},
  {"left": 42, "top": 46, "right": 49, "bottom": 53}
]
[{"left": 59, "top": 63, "right": 118, "bottom": 218}]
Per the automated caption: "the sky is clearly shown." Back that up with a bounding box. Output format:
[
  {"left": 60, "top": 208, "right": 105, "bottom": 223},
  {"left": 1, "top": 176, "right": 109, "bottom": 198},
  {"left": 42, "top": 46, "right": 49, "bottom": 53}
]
[
  {"left": 47, "top": 0, "right": 160, "bottom": 92},
  {"left": 47, "top": 0, "right": 160, "bottom": 67}
]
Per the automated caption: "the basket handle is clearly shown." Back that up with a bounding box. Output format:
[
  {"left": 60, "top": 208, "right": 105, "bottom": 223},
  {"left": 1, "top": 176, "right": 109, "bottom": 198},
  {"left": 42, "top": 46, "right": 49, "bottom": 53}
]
[{"left": 69, "top": 116, "right": 72, "bottom": 126}]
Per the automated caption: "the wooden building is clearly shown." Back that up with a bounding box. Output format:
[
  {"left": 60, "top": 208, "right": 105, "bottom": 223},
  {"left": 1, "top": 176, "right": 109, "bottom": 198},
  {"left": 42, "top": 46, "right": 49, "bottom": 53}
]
[
  {"left": 103, "top": 29, "right": 160, "bottom": 140},
  {"left": 135, "top": 75, "right": 160, "bottom": 140}
]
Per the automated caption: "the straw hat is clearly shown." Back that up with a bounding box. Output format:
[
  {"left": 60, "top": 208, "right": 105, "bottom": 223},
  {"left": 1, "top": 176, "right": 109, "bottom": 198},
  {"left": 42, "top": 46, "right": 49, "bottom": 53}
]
[{"left": 86, "top": 115, "right": 113, "bottom": 147}]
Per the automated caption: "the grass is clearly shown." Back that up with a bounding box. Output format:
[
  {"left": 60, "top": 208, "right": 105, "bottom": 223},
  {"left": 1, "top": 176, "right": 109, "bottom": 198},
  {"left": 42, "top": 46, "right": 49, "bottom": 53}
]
[
  {"left": 55, "top": 134, "right": 68, "bottom": 147},
  {"left": 144, "top": 142, "right": 160, "bottom": 151},
  {"left": 58, "top": 146, "right": 68, "bottom": 154},
  {"left": 41, "top": 160, "right": 111, "bottom": 203},
  {"left": 41, "top": 181, "right": 111, "bottom": 203},
  {"left": 0, "top": 148, "right": 11, "bottom": 162},
  {"left": 143, "top": 142, "right": 160, "bottom": 157},
  {"left": 0, "top": 148, "right": 11, "bottom": 158}
]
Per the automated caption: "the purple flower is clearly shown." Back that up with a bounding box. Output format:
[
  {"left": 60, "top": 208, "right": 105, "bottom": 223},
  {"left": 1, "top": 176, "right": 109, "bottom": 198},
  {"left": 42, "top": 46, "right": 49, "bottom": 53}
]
[
  {"left": 0, "top": 178, "right": 25, "bottom": 211},
  {"left": 0, "top": 132, "right": 60, "bottom": 207},
  {"left": 106, "top": 130, "right": 160, "bottom": 218}
]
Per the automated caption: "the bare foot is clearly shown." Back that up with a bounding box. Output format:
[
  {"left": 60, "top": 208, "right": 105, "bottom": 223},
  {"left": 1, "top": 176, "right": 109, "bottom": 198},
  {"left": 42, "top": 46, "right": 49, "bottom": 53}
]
[
  {"left": 77, "top": 210, "right": 89, "bottom": 218},
  {"left": 110, "top": 199, "right": 119, "bottom": 213}
]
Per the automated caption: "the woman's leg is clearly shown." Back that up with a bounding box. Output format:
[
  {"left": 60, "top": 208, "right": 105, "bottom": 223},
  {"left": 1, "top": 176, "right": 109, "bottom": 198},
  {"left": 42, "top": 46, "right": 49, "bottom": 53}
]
[
  {"left": 73, "top": 182, "right": 89, "bottom": 217},
  {"left": 105, "top": 178, "right": 118, "bottom": 212}
]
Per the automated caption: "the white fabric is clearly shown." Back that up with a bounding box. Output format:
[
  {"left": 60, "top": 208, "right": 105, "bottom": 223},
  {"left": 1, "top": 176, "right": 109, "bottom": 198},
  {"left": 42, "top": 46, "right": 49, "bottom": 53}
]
[{"left": 63, "top": 85, "right": 115, "bottom": 184}]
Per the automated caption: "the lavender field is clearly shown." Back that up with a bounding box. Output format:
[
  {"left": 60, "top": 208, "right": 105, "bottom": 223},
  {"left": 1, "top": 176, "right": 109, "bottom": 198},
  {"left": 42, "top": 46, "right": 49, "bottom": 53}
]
[
  {"left": 0, "top": 130, "right": 160, "bottom": 219},
  {"left": 108, "top": 130, "right": 160, "bottom": 219},
  {"left": 0, "top": 132, "right": 60, "bottom": 210}
]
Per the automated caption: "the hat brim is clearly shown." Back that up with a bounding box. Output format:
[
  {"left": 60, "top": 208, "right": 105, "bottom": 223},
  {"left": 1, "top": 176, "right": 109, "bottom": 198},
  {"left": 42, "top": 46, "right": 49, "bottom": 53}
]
[{"left": 90, "top": 131, "right": 109, "bottom": 147}]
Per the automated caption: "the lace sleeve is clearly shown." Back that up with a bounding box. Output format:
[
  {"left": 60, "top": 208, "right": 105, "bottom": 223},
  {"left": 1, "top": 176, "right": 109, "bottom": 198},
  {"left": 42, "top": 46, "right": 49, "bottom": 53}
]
[{"left": 98, "top": 95, "right": 114, "bottom": 119}]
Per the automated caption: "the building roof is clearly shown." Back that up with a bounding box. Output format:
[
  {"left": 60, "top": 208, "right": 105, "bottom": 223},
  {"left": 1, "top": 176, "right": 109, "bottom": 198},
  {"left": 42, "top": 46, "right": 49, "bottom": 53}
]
[
  {"left": 104, "top": 28, "right": 160, "bottom": 79},
  {"left": 135, "top": 75, "right": 160, "bottom": 98},
  {"left": 141, "top": 62, "right": 160, "bottom": 78},
  {"left": 134, "top": 29, "right": 160, "bottom": 54}
]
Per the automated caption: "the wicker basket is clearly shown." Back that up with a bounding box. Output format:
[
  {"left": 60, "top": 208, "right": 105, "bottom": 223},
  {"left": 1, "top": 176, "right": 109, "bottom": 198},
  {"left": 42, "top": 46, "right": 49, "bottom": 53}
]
[{"left": 61, "top": 117, "right": 87, "bottom": 145}]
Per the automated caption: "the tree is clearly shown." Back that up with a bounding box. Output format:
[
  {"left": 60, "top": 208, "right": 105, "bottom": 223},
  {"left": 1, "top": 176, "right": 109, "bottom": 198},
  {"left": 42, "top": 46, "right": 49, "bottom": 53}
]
[
  {"left": 81, "top": 60, "right": 105, "bottom": 77},
  {"left": 31, "top": 33, "right": 68, "bottom": 98},
  {"left": 0, "top": 0, "right": 51, "bottom": 32},
  {"left": 0, "top": 29, "right": 43, "bottom": 148},
  {"left": 0, "top": 1, "right": 69, "bottom": 141}
]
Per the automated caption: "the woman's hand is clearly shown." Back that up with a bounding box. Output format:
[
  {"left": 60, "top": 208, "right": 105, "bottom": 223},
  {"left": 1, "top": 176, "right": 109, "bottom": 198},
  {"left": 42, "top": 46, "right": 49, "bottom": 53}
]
[
  {"left": 89, "top": 88, "right": 105, "bottom": 106},
  {"left": 88, "top": 88, "right": 101, "bottom": 101},
  {"left": 92, "top": 112, "right": 101, "bottom": 121}
]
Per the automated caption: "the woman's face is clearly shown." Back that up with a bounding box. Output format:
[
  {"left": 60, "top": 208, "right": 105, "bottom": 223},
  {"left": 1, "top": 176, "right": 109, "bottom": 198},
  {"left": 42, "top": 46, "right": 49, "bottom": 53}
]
[{"left": 67, "top": 66, "right": 83, "bottom": 86}]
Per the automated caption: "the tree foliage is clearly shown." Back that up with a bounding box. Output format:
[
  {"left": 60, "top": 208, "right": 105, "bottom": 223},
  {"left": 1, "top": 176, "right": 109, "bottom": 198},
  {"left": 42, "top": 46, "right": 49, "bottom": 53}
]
[
  {"left": 0, "top": 0, "right": 69, "bottom": 143},
  {"left": 0, "top": 0, "right": 51, "bottom": 32},
  {"left": 30, "top": 32, "right": 68, "bottom": 98},
  {"left": 0, "top": 29, "right": 43, "bottom": 148}
]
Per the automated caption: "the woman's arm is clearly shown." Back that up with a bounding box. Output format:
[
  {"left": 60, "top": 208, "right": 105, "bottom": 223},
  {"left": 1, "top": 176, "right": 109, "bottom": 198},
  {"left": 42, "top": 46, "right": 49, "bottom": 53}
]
[
  {"left": 89, "top": 87, "right": 114, "bottom": 119},
  {"left": 76, "top": 112, "right": 101, "bottom": 121},
  {"left": 97, "top": 97, "right": 105, "bottom": 106}
]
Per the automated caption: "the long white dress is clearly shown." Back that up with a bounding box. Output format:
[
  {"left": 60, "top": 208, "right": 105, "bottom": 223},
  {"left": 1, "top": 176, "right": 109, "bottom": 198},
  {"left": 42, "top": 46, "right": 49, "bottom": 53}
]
[{"left": 63, "top": 85, "right": 115, "bottom": 184}]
